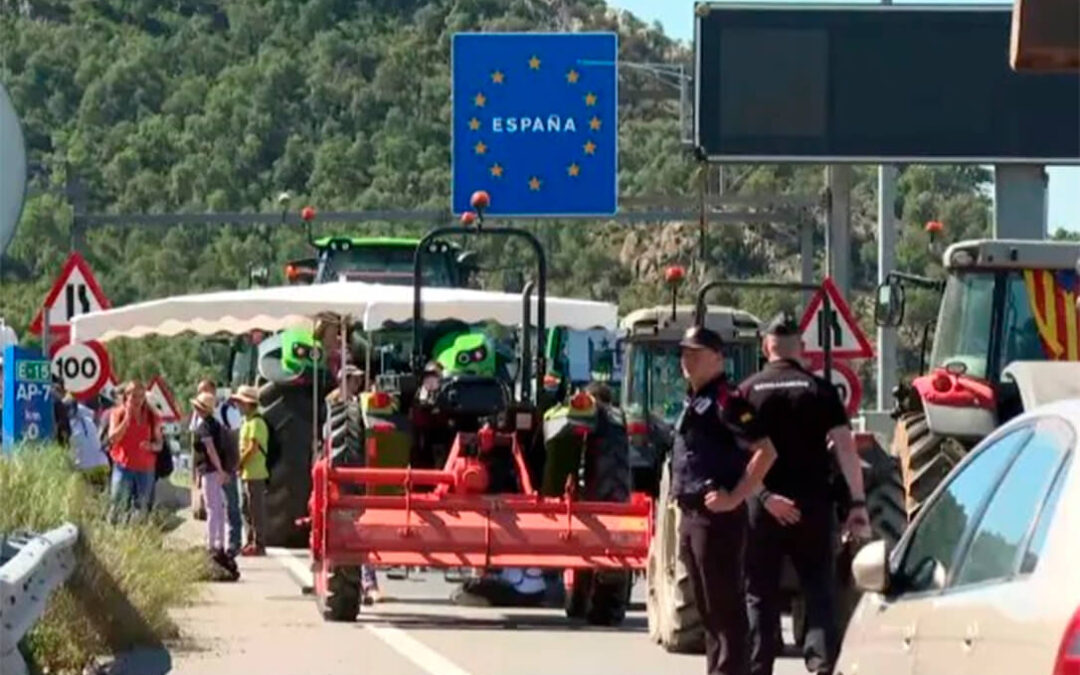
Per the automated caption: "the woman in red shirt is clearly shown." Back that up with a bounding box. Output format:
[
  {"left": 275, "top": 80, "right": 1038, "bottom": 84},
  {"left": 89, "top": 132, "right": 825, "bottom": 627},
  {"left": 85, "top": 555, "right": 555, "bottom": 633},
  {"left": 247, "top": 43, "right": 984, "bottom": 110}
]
[{"left": 107, "top": 380, "right": 162, "bottom": 523}]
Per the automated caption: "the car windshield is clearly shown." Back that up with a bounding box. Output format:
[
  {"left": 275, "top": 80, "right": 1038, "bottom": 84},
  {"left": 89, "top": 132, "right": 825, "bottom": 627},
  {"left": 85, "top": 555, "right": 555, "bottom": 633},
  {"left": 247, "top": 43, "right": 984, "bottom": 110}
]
[
  {"left": 316, "top": 244, "right": 456, "bottom": 287},
  {"left": 930, "top": 272, "right": 995, "bottom": 378}
]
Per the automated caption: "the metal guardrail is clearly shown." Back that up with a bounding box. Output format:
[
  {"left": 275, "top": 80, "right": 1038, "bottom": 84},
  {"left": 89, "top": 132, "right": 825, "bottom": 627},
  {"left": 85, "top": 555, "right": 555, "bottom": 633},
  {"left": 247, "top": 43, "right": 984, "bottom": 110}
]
[{"left": 0, "top": 524, "right": 78, "bottom": 675}]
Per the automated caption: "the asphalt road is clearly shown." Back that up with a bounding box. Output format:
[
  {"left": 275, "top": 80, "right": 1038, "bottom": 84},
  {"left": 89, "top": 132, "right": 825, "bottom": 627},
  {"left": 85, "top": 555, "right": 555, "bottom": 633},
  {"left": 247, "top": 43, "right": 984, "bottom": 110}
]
[{"left": 139, "top": 549, "right": 811, "bottom": 675}]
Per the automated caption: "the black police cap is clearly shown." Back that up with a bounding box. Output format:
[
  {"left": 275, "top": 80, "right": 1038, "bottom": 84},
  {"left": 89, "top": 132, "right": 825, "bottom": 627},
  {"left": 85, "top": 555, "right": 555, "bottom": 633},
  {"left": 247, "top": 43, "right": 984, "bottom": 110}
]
[
  {"left": 764, "top": 312, "right": 800, "bottom": 337},
  {"left": 678, "top": 325, "right": 725, "bottom": 353}
]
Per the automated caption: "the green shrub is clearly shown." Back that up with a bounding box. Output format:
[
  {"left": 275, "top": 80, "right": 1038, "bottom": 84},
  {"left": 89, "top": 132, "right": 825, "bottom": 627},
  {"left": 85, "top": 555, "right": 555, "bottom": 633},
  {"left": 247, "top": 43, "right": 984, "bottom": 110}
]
[{"left": 0, "top": 445, "right": 206, "bottom": 673}]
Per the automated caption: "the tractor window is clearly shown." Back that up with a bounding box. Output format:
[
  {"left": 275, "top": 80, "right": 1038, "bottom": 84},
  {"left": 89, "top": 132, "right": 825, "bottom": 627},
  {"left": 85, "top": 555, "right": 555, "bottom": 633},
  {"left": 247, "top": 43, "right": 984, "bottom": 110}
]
[
  {"left": 317, "top": 246, "right": 456, "bottom": 287},
  {"left": 999, "top": 271, "right": 1065, "bottom": 372},
  {"left": 725, "top": 342, "right": 760, "bottom": 383},
  {"left": 627, "top": 344, "right": 686, "bottom": 424},
  {"left": 931, "top": 272, "right": 995, "bottom": 378}
]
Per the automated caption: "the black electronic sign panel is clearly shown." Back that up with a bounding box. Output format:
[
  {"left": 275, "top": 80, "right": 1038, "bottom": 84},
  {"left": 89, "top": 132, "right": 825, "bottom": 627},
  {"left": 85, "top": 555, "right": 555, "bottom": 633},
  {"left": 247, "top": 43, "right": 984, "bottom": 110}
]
[{"left": 694, "top": 4, "right": 1080, "bottom": 163}]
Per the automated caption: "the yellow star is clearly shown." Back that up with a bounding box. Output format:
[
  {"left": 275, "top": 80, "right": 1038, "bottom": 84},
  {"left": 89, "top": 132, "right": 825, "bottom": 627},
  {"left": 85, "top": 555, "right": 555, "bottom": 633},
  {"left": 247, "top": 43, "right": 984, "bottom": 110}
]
[
  {"left": 468, "top": 117, "right": 481, "bottom": 131},
  {"left": 583, "top": 140, "right": 597, "bottom": 155},
  {"left": 566, "top": 69, "right": 579, "bottom": 84},
  {"left": 567, "top": 163, "right": 580, "bottom": 177},
  {"left": 528, "top": 176, "right": 542, "bottom": 191},
  {"left": 585, "top": 92, "right": 597, "bottom": 106},
  {"left": 491, "top": 70, "right": 505, "bottom": 84},
  {"left": 490, "top": 163, "right": 503, "bottom": 178},
  {"left": 474, "top": 141, "right": 487, "bottom": 155},
  {"left": 528, "top": 55, "right": 541, "bottom": 70},
  {"left": 589, "top": 116, "right": 602, "bottom": 131},
  {"left": 474, "top": 92, "right": 486, "bottom": 107}
]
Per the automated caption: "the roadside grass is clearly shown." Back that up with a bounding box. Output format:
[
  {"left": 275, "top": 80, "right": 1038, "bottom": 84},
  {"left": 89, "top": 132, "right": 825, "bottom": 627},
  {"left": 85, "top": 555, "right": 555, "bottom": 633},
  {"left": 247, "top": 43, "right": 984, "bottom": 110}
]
[{"left": 0, "top": 445, "right": 207, "bottom": 674}]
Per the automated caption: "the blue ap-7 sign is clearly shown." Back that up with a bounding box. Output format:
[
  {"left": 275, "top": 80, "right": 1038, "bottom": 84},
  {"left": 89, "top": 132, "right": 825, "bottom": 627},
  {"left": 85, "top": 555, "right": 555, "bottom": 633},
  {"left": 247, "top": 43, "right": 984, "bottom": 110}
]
[
  {"left": 2, "top": 344, "right": 55, "bottom": 450},
  {"left": 452, "top": 32, "right": 618, "bottom": 217}
]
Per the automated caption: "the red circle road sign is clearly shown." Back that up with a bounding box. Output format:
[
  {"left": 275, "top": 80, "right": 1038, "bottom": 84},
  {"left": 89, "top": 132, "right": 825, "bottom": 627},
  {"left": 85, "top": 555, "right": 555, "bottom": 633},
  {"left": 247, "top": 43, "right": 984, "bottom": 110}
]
[
  {"left": 49, "top": 339, "right": 111, "bottom": 401},
  {"left": 808, "top": 358, "right": 863, "bottom": 417}
]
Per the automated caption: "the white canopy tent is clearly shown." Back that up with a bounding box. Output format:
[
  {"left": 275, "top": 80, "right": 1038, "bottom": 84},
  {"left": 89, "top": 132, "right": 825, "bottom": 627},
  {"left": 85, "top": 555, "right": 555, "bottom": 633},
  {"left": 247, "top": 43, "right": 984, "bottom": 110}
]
[{"left": 70, "top": 281, "right": 618, "bottom": 343}]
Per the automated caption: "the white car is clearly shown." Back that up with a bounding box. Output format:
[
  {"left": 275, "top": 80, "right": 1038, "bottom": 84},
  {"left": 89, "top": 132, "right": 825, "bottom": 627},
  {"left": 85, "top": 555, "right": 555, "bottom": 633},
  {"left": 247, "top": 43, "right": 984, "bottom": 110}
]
[{"left": 838, "top": 398, "right": 1080, "bottom": 675}]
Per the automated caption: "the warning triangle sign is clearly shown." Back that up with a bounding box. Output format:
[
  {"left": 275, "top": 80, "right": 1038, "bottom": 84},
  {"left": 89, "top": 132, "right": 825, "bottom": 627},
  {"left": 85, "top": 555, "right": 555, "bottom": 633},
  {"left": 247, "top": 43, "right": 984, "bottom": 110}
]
[
  {"left": 146, "top": 375, "right": 183, "bottom": 423},
  {"left": 29, "top": 252, "right": 111, "bottom": 335},
  {"left": 798, "top": 278, "right": 875, "bottom": 359}
]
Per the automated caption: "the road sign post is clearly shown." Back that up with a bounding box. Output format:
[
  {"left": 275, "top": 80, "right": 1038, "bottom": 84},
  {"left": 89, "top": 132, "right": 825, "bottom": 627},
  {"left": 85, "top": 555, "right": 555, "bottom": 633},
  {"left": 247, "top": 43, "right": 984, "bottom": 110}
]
[
  {"left": 29, "top": 252, "right": 111, "bottom": 339},
  {"left": 798, "top": 278, "right": 874, "bottom": 361},
  {"left": 809, "top": 358, "right": 863, "bottom": 417},
  {"left": 146, "top": 376, "right": 182, "bottom": 424},
  {"left": 2, "top": 345, "right": 55, "bottom": 450},
  {"left": 49, "top": 339, "right": 111, "bottom": 401},
  {"left": 452, "top": 32, "right": 618, "bottom": 217}
]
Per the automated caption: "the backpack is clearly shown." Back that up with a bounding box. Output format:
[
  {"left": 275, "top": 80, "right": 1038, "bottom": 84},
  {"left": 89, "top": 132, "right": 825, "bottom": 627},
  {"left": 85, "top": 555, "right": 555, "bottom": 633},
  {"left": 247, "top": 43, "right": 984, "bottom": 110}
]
[
  {"left": 155, "top": 440, "right": 174, "bottom": 479},
  {"left": 255, "top": 413, "right": 283, "bottom": 475}
]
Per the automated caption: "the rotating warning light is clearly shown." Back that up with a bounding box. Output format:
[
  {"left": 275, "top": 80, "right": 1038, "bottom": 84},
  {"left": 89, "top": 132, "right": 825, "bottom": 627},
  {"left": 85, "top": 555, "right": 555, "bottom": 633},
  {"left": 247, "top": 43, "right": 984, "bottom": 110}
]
[
  {"left": 460, "top": 211, "right": 477, "bottom": 226},
  {"left": 664, "top": 265, "right": 686, "bottom": 285},
  {"left": 301, "top": 206, "right": 317, "bottom": 222},
  {"left": 925, "top": 220, "right": 944, "bottom": 234},
  {"left": 470, "top": 190, "right": 491, "bottom": 210}
]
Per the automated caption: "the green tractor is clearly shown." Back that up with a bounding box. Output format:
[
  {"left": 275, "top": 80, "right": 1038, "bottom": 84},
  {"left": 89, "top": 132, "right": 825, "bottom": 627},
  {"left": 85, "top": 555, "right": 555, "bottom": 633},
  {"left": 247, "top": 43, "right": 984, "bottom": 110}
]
[{"left": 309, "top": 208, "right": 635, "bottom": 623}]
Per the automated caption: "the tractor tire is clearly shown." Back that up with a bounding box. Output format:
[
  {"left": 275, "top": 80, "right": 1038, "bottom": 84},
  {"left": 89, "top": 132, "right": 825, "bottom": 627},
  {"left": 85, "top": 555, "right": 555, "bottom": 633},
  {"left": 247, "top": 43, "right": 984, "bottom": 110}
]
[
  {"left": 321, "top": 566, "right": 362, "bottom": 622},
  {"left": 260, "top": 381, "right": 316, "bottom": 549},
  {"left": 891, "top": 412, "right": 968, "bottom": 516},
  {"left": 645, "top": 459, "right": 704, "bottom": 653},
  {"left": 564, "top": 570, "right": 589, "bottom": 619},
  {"left": 577, "top": 407, "right": 632, "bottom": 627},
  {"left": 326, "top": 398, "right": 363, "bottom": 468}
]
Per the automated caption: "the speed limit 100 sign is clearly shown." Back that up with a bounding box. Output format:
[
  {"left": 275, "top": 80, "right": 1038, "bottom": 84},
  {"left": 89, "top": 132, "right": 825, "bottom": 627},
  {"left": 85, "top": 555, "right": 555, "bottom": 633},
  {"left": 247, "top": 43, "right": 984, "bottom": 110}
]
[{"left": 50, "top": 340, "right": 111, "bottom": 400}]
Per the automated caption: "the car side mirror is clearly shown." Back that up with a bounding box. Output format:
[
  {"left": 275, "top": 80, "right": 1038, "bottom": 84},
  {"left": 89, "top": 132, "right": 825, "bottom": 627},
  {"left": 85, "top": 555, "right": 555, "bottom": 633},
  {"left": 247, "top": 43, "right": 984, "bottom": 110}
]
[
  {"left": 852, "top": 539, "right": 889, "bottom": 593},
  {"left": 874, "top": 281, "right": 904, "bottom": 328}
]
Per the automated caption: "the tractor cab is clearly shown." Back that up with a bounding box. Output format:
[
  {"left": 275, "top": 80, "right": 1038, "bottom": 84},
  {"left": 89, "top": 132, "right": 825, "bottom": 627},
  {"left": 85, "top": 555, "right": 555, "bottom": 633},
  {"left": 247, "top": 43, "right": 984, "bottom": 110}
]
[
  {"left": 875, "top": 238, "right": 1080, "bottom": 513},
  {"left": 619, "top": 303, "right": 762, "bottom": 495},
  {"left": 305, "top": 236, "right": 476, "bottom": 287}
]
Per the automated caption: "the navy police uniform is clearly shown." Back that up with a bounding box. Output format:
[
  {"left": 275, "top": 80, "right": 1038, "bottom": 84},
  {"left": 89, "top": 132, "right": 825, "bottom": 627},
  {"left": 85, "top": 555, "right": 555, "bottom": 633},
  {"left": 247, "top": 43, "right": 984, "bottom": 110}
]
[
  {"left": 737, "top": 314, "right": 850, "bottom": 675},
  {"left": 672, "top": 326, "right": 766, "bottom": 675}
]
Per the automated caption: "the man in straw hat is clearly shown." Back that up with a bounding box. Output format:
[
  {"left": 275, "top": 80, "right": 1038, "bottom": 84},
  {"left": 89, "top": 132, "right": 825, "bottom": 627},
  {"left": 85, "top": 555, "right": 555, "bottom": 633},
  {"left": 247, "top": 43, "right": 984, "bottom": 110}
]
[{"left": 231, "top": 385, "right": 268, "bottom": 556}]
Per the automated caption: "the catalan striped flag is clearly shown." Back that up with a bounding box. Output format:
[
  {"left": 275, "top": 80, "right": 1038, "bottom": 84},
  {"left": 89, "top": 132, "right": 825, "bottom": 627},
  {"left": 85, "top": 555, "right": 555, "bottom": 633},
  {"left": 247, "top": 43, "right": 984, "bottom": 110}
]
[{"left": 1023, "top": 269, "right": 1080, "bottom": 360}]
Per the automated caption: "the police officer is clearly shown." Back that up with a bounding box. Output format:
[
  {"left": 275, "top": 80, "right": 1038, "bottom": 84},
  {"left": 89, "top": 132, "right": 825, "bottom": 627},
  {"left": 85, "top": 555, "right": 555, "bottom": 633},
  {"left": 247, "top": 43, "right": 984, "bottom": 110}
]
[
  {"left": 737, "top": 313, "right": 872, "bottom": 675},
  {"left": 673, "top": 325, "right": 777, "bottom": 675}
]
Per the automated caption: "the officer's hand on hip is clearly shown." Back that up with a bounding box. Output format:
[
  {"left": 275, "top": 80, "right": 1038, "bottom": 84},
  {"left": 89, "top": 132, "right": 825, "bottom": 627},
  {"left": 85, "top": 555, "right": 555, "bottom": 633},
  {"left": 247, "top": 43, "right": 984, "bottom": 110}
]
[
  {"left": 844, "top": 505, "right": 873, "bottom": 540},
  {"left": 763, "top": 493, "right": 801, "bottom": 526},
  {"left": 704, "top": 489, "right": 740, "bottom": 513}
]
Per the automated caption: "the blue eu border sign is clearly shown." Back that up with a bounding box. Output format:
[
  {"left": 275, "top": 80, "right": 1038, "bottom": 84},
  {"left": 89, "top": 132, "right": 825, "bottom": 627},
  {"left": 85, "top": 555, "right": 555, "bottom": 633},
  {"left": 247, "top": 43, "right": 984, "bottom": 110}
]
[
  {"left": 452, "top": 32, "right": 618, "bottom": 217},
  {"left": 2, "top": 344, "right": 54, "bottom": 450}
]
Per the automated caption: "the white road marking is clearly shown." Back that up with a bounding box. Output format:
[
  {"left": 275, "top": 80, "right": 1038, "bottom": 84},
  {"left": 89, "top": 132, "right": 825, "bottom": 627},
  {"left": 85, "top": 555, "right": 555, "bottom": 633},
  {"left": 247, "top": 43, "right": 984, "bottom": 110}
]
[{"left": 266, "top": 547, "right": 476, "bottom": 675}]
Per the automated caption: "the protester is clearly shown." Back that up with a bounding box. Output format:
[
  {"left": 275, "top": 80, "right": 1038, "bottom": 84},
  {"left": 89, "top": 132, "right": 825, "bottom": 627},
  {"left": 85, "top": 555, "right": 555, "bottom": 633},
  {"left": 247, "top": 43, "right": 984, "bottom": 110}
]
[
  {"left": 64, "top": 393, "right": 110, "bottom": 490},
  {"left": 230, "top": 385, "right": 268, "bottom": 556},
  {"left": 190, "top": 379, "right": 243, "bottom": 555},
  {"left": 107, "top": 380, "right": 162, "bottom": 523},
  {"left": 191, "top": 390, "right": 238, "bottom": 577}
]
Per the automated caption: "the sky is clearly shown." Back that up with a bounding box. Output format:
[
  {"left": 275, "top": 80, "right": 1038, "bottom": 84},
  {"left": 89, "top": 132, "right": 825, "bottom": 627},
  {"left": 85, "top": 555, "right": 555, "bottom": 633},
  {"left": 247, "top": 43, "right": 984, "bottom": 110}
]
[{"left": 609, "top": 0, "right": 1080, "bottom": 233}]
